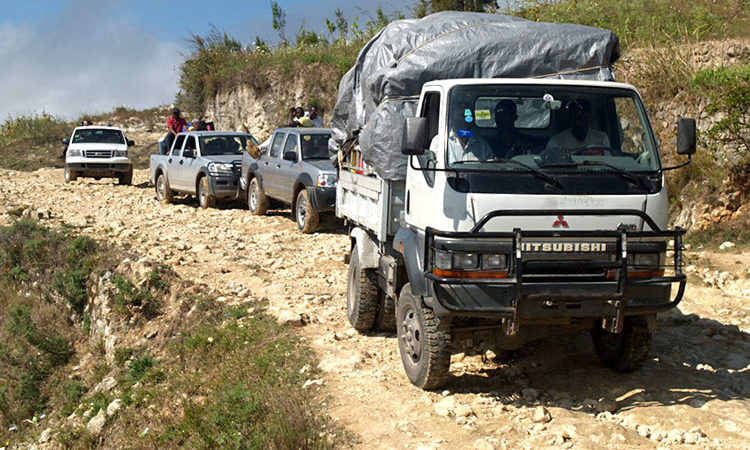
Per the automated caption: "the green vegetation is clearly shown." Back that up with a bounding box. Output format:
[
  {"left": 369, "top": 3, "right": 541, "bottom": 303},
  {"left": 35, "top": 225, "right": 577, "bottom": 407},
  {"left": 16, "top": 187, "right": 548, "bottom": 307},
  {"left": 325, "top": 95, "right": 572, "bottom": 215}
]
[{"left": 112, "top": 271, "right": 166, "bottom": 319}]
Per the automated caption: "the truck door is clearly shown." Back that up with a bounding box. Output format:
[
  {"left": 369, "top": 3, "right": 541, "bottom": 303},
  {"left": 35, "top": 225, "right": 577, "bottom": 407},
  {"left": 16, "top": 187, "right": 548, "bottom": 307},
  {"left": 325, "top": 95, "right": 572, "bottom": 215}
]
[
  {"left": 406, "top": 90, "right": 443, "bottom": 231},
  {"left": 168, "top": 135, "right": 186, "bottom": 190},
  {"left": 278, "top": 133, "right": 301, "bottom": 202},
  {"left": 179, "top": 135, "right": 199, "bottom": 193},
  {"left": 263, "top": 132, "right": 286, "bottom": 199}
]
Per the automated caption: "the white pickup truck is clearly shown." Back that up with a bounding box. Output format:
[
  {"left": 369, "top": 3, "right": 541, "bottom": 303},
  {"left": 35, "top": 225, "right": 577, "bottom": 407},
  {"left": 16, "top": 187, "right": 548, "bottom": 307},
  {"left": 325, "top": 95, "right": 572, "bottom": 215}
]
[
  {"left": 63, "top": 126, "right": 134, "bottom": 184},
  {"left": 332, "top": 13, "right": 697, "bottom": 389}
]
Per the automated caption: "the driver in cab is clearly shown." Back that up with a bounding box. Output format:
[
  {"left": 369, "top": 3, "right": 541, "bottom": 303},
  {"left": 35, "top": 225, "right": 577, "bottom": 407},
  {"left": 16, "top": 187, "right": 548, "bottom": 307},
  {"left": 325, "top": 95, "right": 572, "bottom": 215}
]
[
  {"left": 432, "top": 103, "right": 494, "bottom": 164},
  {"left": 547, "top": 99, "right": 610, "bottom": 154}
]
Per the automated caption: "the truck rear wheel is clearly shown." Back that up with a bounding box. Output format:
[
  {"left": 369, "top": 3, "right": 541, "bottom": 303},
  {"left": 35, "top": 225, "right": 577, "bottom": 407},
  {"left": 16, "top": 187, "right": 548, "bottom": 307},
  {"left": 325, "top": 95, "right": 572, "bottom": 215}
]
[
  {"left": 248, "top": 178, "right": 268, "bottom": 215},
  {"left": 197, "top": 176, "right": 215, "bottom": 209},
  {"left": 64, "top": 167, "right": 77, "bottom": 183},
  {"left": 155, "top": 173, "right": 173, "bottom": 204},
  {"left": 346, "top": 247, "right": 378, "bottom": 331},
  {"left": 592, "top": 315, "right": 652, "bottom": 372},
  {"left": 295, "top": 189, "right": 320, "bottom": 234},
  {"left": 397, "top": 284, "right": 451, "bottom": 389},
  {"left": 375, "top": 293, "right": 396, "bottom": 332}
]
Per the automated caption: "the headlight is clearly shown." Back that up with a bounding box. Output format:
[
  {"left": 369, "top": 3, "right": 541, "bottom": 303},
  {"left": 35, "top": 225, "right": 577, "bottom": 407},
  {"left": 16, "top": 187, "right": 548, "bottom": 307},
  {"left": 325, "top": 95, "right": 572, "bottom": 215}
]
[
  {"left": 208, "top": 162, "right": 234, "bottom": 175},
  {"left": 627, "top": 253, "right": 661, "bottom": 269},
  {"left": 317, "top": 173, "right": 337, "bottom": 187},
  {"left": 113, "top": 150, "right": 128, "bottom": 157},
  {"left": 482, "top": 253, "right": 507, "bottom": 269},
  {"left": 434, "top": 250, "right": 453, "bottom": 269},
  {"left": 453, "top": 252, "right": 479, "bottom": 270},
  {"left": 67, "top": 149, "right": 82, "bottom": 157}
]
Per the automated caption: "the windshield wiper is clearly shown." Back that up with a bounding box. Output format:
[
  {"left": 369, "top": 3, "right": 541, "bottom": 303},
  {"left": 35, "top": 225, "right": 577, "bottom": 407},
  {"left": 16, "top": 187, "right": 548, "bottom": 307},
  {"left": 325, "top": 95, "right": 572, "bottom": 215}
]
[
  {"left": 541, "top": 160, "right": 649, "bottom": 189},
  {"left": 476, "top": 158, "right": 563, "bottom": 188}
]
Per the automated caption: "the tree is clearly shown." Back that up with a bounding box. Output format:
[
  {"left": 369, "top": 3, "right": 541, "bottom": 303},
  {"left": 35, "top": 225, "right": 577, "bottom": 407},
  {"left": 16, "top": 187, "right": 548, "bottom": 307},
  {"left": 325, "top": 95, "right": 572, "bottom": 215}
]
[
  {"left": 415, "top": 0, "right": 496, "bottom": 17},
  {"left": 270, "top": 1, "right": 287, "bottom": 45}
]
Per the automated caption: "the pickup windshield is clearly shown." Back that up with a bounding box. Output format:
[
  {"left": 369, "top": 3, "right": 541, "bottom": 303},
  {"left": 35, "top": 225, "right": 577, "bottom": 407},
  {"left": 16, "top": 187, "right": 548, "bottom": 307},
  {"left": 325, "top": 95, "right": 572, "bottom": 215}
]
[
  {"left": 300, "top": 133, "right": 331, "bottom": 160},
  {"left": 444, "top": 85, "right": 660, "bottom": 175},
  {"left": 199, "top": 134, "right": 258, "bottom": 156},
  {"left": 72, "top": 128, "right": 125, "bottom": 144}
]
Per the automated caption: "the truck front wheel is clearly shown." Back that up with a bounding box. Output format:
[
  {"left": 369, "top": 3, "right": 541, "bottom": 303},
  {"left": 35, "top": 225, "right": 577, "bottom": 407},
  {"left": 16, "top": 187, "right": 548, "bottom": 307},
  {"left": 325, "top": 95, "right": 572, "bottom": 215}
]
[
  {"left": 248, "top": 178, "right": 268, "bottom": 215},
  {"left": 397, "top": 284, "right": 451, "bottom": 389},
  {"left": 346, "top": 247, "right": 378, "bottom": 331},
  {"left": 592, "top": 315, "right": 652, "bottom": 372},
  {"left": 197, "top": 176, "right": 215, "bottom": 209},
  {"left": 118, "top": 168, "right": 133, "bottom": 185},
  {"left": 64, "top": 167, "right": 77, "bottom": 183},
  {"left": 295, "top": 189, "right": 320, "bottom": 234},
  {"left": 155, "top": 173, "right": 173, "bottom": 204}
]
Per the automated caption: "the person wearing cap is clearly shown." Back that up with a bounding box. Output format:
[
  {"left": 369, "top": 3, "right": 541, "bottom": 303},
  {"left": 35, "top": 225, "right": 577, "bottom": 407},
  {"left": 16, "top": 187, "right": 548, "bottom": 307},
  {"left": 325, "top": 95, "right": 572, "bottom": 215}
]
[
  {"left": 433, "top": 103, "right": 493, "bottom": 164},
  {"left": 490, "top": 99, "right": 535, "bottom": 158},
  {"left": 165, "top": 108, "right": 188, "bottom": 153},
  {"left": 547, "top": 99, "right": 610, "bottom": 152}
]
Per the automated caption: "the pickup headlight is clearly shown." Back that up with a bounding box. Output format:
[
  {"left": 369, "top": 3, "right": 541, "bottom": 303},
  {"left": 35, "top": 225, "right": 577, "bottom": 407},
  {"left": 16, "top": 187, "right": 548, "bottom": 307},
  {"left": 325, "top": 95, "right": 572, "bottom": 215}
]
[
  {"left": 207, "top": 162, "right": 235, "bottom": 176},
  {"left": 316, "top": 173, "right": 337, "bottom": 187},
  {"left": 113, "top": 150, "right": 128, "bottom": 157},
  {"left": 67, "top": 149, "right": 82, "bottom": 157}
]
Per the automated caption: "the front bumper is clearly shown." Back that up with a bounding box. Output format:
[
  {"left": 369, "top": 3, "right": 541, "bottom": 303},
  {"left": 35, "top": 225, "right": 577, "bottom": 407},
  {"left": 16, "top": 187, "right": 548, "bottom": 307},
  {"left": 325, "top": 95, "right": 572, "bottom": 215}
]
[
  {"left": 308, "top": 186, "right": 336, "bottom": 212},
  {"left": 209, "top": 175, "right": 240, "bottom": 200},
  {"left": 423, "top": 209, "right": 687, "bottom": 333},
  {"left": 66, "top": 160, "right": 131, "bottom": 175}
]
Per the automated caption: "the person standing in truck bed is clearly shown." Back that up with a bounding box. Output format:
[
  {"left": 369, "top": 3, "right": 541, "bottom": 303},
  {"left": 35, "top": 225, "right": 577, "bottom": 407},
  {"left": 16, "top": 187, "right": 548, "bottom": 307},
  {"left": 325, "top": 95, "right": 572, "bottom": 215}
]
[{"left": 165, "top": 108, "right": 187, "bottom": 152}]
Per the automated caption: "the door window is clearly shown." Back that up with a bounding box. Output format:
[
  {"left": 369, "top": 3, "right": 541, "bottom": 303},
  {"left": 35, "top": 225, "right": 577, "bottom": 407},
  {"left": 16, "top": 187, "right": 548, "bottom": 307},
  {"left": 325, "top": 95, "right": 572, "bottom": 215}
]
[
  {"left": 269, "top": 133, "right": 286, "bottom": 158},
  {"left": 282, "top": 135, "right": 299, "bottom": 160},
  {"left": 171, "top": 135, "right": 185, "bottom": 155}
]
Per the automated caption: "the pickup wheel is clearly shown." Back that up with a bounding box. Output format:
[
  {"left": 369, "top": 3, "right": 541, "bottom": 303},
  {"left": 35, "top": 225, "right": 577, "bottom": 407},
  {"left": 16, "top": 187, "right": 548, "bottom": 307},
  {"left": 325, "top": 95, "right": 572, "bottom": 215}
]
[
  {"left": 248, "top": 178, "right": 269, "bottom": 215},
  {"left": 295, "top": 189, "right": 319, "bottom": 234},
  {"left": 197, "top": 176, "right": 215, "bottom": 209},
  {"left": 64, "top": 167, "right": 77, "bottom": 183},
  {"left": 118, "top": 168, "right": 133, "bottom": 185},
  {"left": 592, "top": 315, "right": 652, "bottom": 372},
  {"left": 397, "top": 283, "right": 451, "bottom": 389},
  {"left": 346, "top": 246, "right": 378, "bottom": 331},
  {"left": 155, "top": 173, "right": 173, "bottom": 204}
]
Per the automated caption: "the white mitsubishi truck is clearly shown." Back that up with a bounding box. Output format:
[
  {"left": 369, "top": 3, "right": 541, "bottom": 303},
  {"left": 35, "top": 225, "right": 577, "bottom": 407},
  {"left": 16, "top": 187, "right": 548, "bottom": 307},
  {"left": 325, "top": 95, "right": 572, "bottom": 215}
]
[
  {"left": 332, "top": 12, "right": 697, "bottom": 389},
  {"left": 63, "top": 126, "right": 134, "bottom": 184}
]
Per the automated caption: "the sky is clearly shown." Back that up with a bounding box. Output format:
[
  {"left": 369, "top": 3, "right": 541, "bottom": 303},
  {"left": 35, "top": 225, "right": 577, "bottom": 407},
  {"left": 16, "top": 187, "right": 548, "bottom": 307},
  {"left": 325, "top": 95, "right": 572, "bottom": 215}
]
[{"left": 0, "top": 0, "right": 416, "bottom": 121}]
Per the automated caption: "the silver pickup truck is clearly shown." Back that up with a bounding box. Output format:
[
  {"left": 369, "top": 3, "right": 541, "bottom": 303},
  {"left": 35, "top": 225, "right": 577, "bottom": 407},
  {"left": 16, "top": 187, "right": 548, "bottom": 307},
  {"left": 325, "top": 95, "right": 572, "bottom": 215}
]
[
  {"left": 241, "top": 127, "right": 337, "bottom": 233},
  {"left": 150, "top": 131, "right": 259, "bottom": 208}
]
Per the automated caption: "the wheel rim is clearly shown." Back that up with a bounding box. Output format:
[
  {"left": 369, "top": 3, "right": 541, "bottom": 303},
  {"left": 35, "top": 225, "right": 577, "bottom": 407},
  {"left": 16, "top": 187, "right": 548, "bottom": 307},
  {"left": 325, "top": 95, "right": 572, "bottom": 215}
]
[
  {"left": 400, "top": 304, "right": 423, "bottom": 366},
  {"left": 249, "top": 183, "right": 258, "bottom": 210},
  {"left": 157, "top": 176, "right": 165, "bottom": 200},
  {"left": 296, "top": 193, "right": 307, "bottom": 228},
  {"left": 65, "top": 168, "right": 70, "bottom": 182},
  {"left": 199, "top": 179, "right": 206, "bottom": 207}
]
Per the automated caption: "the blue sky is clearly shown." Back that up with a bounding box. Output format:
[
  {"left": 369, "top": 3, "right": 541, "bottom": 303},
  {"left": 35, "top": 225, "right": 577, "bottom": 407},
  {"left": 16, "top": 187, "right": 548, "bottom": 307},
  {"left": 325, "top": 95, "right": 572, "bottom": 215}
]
[{"left": 0, "top": 1, "right": 514, "bottom": 120}]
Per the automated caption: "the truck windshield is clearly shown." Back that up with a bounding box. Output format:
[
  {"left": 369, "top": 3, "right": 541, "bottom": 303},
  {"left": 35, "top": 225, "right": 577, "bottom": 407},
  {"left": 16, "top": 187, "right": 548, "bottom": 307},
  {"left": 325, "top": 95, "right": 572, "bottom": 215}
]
[
  {"left": 72, "top": 129, "right": 125, "bottom": 144},
  {"left": 300, "top": 133, "right": 331, "bottom": 160},
  {"left": 445, "top": 85, "right": 660, "bottom": 174},
  {"left": 199, "top": 135, "right": 258, "bottom": 156}
]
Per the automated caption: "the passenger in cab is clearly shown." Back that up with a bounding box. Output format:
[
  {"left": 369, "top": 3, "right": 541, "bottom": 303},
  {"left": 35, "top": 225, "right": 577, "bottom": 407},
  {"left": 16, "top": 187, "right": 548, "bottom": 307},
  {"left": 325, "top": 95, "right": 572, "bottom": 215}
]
[
  {"left": 434, "top": 103, "right": 493, "bottom": 164},
  {"left": 547, "top": 99, "right": 610, "bottom": 153},
  {"left": 490, "top": 99, "right": 535, "bottom": 158}
]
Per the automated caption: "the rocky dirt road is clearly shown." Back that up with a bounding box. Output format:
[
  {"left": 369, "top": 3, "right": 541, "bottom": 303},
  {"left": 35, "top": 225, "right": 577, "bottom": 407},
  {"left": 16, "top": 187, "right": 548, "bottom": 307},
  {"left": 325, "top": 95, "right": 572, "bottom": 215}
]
[{"left": 1, "top": 167, "right": 748, "bottom": 449}]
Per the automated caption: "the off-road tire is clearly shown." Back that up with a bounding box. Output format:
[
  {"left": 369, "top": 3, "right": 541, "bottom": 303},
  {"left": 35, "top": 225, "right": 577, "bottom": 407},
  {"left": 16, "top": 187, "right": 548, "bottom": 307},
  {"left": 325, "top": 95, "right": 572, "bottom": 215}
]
[
  {"left": 346, "top": 247, "right": 378, "bottom": 331},
  {"left": 155, "top": 173, "right": 173, "bottom": 204},
  {"left": 397, "top": 284, "right": 451, "bottom": 389},
  {"left": 197, "top": 176, "right": 215, "bottom": 209},
  {"left": 118, "top": 168, "right": 133, "bottom": 185},
  {"left": 248, "top": 178, "right": 268, "bottom": 215},
  {"left": 592, "top": 315, "right": 652, "bottom": 372},
  {"left": 375, "top": 292, "right": 396, "bottom": 332},
  {"left": 295, "top": 189, "right": 320, "bottom": 234},
  {"left": 64, "top": 167, "right": 77, "bottom": 183}
]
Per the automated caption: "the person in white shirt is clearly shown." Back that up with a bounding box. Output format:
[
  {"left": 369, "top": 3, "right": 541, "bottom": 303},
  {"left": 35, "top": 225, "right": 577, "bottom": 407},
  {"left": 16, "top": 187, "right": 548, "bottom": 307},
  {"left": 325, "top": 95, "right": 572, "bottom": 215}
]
[
  {"left": 547, "top": 99, "right": 610, "bottom": 153},
  {"left": 307, "top": 106, "right": 323, "bottom": 128},
  {"left": 430, "top": 105, "right": 494, "bottom": 164}
]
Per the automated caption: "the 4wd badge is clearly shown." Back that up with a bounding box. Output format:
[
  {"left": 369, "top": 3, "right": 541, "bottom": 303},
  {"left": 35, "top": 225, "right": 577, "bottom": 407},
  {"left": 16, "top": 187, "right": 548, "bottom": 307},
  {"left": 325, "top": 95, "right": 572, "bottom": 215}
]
[{"left": 553, "top": 215, "right": 569, "bottom": 228}]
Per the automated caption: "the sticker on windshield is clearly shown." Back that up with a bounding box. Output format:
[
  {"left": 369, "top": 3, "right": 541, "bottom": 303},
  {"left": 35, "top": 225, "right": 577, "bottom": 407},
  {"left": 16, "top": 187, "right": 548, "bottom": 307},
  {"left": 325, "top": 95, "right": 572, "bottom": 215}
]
[
  {"left": 457, "top": 129, "right": 473, "bottom": 138},
  {"left": 302, "top": 135, "right": 311, "bottom": 141},
  {"left": 543, "top": 93, "right": 554, "bottom": 101},
  {"left": 464, "top": 115, "right": 473, "bottom": 123},
  {"left": 475, "top": 109, "right": 491, "bottom": 120}
]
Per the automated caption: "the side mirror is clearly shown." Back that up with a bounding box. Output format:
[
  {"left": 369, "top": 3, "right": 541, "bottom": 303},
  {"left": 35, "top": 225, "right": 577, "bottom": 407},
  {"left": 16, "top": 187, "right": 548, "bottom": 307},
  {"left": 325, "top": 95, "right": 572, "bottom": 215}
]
[
  {"left": 127, "top": 140, "right": 135, "bottom": 147},
  {"left": 283, "top": 151, "right": 298, "bottom": 163},
  {"left": 183, "top": 149, "right": 195, "bottom": 158},
  {"left": 402, "top": 117, "right": 428, "bottom": 155},
  {"left": 677, "top": 118, "right": 696, "bottom": 155},
  {"left": 62, "top": 138, "right": 69, "bottom": 145}
]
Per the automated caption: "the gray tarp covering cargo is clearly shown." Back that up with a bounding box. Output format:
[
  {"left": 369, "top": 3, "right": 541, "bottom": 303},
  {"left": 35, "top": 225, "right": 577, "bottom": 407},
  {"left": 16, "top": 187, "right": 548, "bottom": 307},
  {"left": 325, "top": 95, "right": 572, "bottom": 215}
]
[{"left": 330, "top": 11, "right": 621, "bottom": 180}]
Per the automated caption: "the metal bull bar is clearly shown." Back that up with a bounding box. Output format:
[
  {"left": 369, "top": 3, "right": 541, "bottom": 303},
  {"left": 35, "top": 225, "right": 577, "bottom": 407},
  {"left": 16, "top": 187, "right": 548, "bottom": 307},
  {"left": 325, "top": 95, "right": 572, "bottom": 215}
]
[{"left": 423, "top": 209, "right": 687, "bottom": 334}]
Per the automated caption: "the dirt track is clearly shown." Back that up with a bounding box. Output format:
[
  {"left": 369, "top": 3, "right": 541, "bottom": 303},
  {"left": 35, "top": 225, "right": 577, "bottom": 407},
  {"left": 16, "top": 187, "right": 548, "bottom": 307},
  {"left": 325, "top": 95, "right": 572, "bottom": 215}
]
[{"left": 1, "top": 167, "right": 748, "bottom": 448}]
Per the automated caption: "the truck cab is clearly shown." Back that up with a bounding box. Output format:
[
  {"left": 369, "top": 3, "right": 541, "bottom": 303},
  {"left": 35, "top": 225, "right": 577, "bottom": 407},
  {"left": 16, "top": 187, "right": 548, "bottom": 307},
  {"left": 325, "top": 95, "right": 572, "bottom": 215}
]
[{"left": 338, "top": 78, "right": 696, "bottom": 389}]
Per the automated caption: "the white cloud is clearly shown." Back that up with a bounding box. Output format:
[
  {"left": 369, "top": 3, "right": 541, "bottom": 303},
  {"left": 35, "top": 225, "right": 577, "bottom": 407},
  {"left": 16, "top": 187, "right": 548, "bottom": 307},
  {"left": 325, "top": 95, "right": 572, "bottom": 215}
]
[{"left": 0, "top": 3, "right": 184, "bottom": 120}]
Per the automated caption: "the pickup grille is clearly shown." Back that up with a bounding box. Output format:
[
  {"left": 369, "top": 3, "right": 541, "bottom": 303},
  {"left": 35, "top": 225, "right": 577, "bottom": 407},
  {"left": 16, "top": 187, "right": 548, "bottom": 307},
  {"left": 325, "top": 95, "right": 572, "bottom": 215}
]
[
  {"left": 232, "top": 161, "right": 242, "bottom": 175},
  {"left": 84, "top": 150, "right": 113, "bottom": 158}
]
